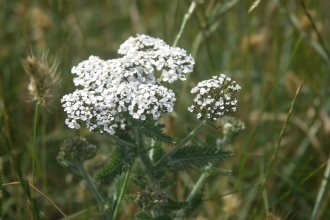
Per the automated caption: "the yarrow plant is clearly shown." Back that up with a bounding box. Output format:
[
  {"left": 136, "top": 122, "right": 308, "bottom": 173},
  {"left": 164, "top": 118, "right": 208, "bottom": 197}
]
[
  {"left": 59, "top": 34, "right": 243, "bottom": 219},
  {"left": 61, "top": 34, "right": 194, "bottom": 135}
]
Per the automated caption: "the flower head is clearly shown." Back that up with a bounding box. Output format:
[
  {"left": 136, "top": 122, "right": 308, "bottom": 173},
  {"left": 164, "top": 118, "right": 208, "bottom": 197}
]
[
  {"left": 129, "top": 185, "right": 169, "bottom": 211},
  {"left": 62, "top": 35, "right": 194, "bottom": 135},
  {"left": 188, "top": 74, "right": 241, "bottom": 121},
  {"left": 219, "top": 116, "right": 245, "bottom": 136},
  {"left": 22, "top": 51, "right": 61, "bottom": 107},
  {"left": 118, "top": 34, "right": 195, "bottom": 83},
  {"left": 56, "top": 137, "right": 97, "bottom": 170}
]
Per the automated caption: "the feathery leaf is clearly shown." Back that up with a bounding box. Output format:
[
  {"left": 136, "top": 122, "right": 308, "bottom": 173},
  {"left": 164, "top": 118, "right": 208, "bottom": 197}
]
[
  {"left": 166, "top": 146, "right": 233, "bottom": 172},
  {"left": 94, "top": 145, "right": 137, "bottom": 182},
  {"left": 139, "top": 121, "right": 175, "bottom": 144}
]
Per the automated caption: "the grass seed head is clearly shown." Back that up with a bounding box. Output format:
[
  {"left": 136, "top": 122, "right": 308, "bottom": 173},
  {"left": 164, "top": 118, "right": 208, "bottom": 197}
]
[{"left": 22, "top": 51, "right": 61, "bottom": 107}]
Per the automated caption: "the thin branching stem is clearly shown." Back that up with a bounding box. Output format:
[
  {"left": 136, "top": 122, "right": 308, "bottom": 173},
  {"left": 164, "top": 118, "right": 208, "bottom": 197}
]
[
  {"left": 32, "top": 103, "right": 39, "bottom": 197},
  {"left": 172, "top": 0, "right": 196, "bottom": 47},
  {"left": 0, "top": 157, "right": 2, "bottom": 218},
  {"left": 252, "top": 82, "right": 303, "bottom": 218},
  {"left": 311, "top": 154, "right": 330, "bottom": 220},
  {"left": 299, "top": 0, "right": 330, "bottom": 59},
  {"left": 154, "top": 120, "right": 208, "bottom": 169},
  {"left": 112, "top": 170, "right": 130, "bottom": 220}
]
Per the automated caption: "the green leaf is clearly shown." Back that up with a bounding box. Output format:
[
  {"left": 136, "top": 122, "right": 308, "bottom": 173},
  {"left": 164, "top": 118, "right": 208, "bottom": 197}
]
[
  {"left": 125, "top": 194, "right": 138, "bottom": 203},
  {"left": 180, "top": 187, "right": 204, "bottom": 219},
  {"left": 140, "top": 121, "right": 175, "bottom": 144},
  {"left": 154, "top": 214, "right": 173, "bottom": 220},
  {"left": 160, "top": 198, "right": 188, "bottom": 211},
  {"left": 205, "top": 167, "right": 233, "bottom": 176},
  {"left": 94, "top": 145, "right": 137, "bottom": 182},
  {"left": 152, "top": 141, "right": 166, "bottom": 163},
  {"left": 166, "top": 146, "right": 233, "bottom": 172},
  {"left": 135, "top": 211, "right": 153, "bottom": 220}
]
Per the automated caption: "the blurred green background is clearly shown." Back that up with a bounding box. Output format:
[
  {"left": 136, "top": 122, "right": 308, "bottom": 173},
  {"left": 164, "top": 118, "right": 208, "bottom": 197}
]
[{"left": 1, "top": 0, "right": 330, "bottom": 219}]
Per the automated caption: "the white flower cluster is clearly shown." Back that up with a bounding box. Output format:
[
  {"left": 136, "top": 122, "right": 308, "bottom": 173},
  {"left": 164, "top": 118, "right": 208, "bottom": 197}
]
[
  {"left": 62, "top": 35, "right": 195, "bottom": 135},
  {"left": 118, "top": 34, "right": 194, "bottom": 83},
  {"left": 188, "top": 74, "right": 241, "bottom": 121}
]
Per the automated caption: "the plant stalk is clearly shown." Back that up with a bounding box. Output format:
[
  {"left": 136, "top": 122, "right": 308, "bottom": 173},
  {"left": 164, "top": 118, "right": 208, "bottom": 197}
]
[
  {"left": 172, "top": 0, "right": 196, "bottom": 47},
  {"left": 252, "top": 82, "right": 303, "bottom": 218},
  {"left": 135, "top": 127, "right": 155, "bottom": 184},
  {"left": 77, "top": 162, "right": 105, "bottom": 205},
  {"left": 311, "top": 154, "right": 330, "bottom": 220},
  {"left": 77, "top": 162, "right": 112, "bottom": 218},
  {"left": 0, "top": 157, "right": 2, "bottom": 218},
  {"left": 32, "top": 103, "right": 39, "bottom": 197},
  {"left": 107, "top": 134, "right": 135, "bottom": 148},
  {"left": 112, "top": 170, "right": 130, "bottom": 220}
]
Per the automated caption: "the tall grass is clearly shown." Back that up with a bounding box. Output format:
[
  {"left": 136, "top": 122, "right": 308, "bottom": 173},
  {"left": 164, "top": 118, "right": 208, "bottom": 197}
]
[{"left": 0, "top": 0, "right": 329, "bottom": 219}]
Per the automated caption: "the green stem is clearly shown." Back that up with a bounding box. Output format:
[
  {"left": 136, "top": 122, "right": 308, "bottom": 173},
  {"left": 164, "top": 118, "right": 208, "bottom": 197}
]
[
  {"left": 0, "top": 157, "right": 2, "bottom": 218},
  {"left": 77, "top": 162, "right": 112, "bottom": 218},
  {"left": 77, "top": 162, "right": 104, "bottom": 205},
  {"left": 159, "top": 0, "right": 197, "bottom": 82},
  {"left": 41, "top": 109, "right": 47, "bottom": 193},
  {"left": 135, "top": 127, "right": 161, "bottom": 218},
  {"left": 112, "top": 170, "right": 130, "bottom": 220},
  {"left": 311, "top": 154, "right": 330, "bottom": 220},
  {"left": 154, "top": 120, "right": 208, "bottom": 169},
  {"left": 172, "top": 0, "right": 196, "bottom": 47},
  {"left": 135, "top": 127, "right": 155, "bottom": 183},
  {"left": 252, "top": 82, "right": 303, "bottom": 219},
  {"left": 106, "top": 134, "right": 135, "bottom": 148},
  {"left": 32, "top": 103, "right": 39, "bottom": 197}
]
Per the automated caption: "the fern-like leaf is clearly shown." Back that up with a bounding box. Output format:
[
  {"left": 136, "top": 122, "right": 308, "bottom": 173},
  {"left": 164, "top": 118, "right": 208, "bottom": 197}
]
[
  {"left": 160, "top": 198, "right": 188, "bottom": 211},
  {"left": 135, "top": 211, "right": 153, "bottom": 220},
  {"left": 140, "top": 121, "right": 175, "bottom": 144},
  {"left": 166, "top": 146, "right": 233, "bottom": 172},
  {"left": 94, "top": 145, "right": 137, "bottom": 182},
  {"left": 205, "top": 167, "right": 233, "bottom": 176}
]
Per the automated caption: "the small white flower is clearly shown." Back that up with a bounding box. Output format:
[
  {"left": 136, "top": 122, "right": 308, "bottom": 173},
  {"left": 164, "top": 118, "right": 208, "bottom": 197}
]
[
  {"left": 62, "top": 35, "right": 192, "bottom": 135},
  {"left": 188, "top": 74, "right": 241, "bottom": 121}
]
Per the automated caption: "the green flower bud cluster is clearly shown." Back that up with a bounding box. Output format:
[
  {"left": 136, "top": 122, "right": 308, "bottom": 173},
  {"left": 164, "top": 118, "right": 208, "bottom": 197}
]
[
  {"left": 57, "top": 137, "right": 97, "bottom": 170},
  {"left": 131, "top": 185, "right": 169, "bottom": 211}
]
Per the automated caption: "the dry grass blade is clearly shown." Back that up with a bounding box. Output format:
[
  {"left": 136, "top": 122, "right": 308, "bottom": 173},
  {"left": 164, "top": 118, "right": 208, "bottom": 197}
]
[
  {"left": 2, "top": 182, "right": 68, "bottom": 219},
  {"left": 248, "top": 0, "right": 261, "bottom": 13},
  {"left": 252, "top": 81, "right": 304, "bottom": 218},
  {"left": 299, "top": 0, "right": 330, "bottom": 58}
]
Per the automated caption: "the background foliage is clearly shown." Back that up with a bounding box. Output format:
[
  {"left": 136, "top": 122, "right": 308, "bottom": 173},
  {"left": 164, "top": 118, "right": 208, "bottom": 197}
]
[{"left": 0, "top": 0, "right": 330, "bottom": 219}]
